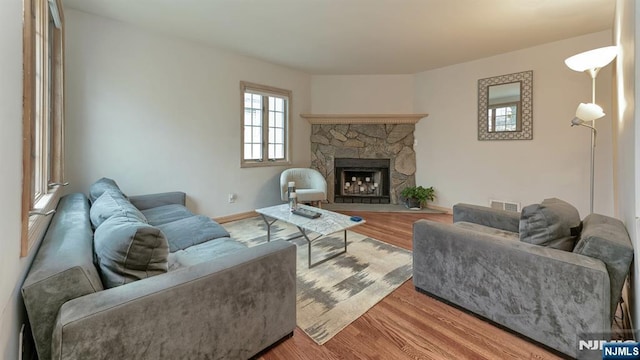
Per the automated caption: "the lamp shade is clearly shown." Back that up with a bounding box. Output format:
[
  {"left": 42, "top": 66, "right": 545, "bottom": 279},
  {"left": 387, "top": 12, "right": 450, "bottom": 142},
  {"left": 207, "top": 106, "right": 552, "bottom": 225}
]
[
  {"left": 565, "top": 46, "right": 618, "bottom": 72},
  {"left": 575, "top": 102, "right": 605, "bottom": 121}
]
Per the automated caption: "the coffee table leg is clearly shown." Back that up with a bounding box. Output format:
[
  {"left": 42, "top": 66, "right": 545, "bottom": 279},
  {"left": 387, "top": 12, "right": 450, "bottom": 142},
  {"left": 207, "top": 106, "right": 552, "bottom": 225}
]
[
  {"left": 259, "top": 214, "right": 279, "bottom": 242},
  {"left": 343, "top": 230, "right": 347, "bottom": 252},
  {"left": 298, "top": 227, "right": 348, "bottom": 268},
  {"left": 307, "top": 230, "right": 312, "bottom": 268}
]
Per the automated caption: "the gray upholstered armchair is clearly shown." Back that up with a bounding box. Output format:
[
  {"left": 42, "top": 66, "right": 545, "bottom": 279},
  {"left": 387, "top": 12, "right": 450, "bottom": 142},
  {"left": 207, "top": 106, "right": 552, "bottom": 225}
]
[
  {"left": 280, "top": 168, "right": 327, "bottom": 207},
  {"left": 413, "top": 199, "right": 633, "bottom": 358}
]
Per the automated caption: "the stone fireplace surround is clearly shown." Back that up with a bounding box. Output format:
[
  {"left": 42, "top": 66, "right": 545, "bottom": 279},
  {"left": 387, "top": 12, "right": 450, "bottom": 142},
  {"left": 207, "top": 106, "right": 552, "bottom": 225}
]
[{"left": 303, "top": 114, "right": 426, "bottom": 205}]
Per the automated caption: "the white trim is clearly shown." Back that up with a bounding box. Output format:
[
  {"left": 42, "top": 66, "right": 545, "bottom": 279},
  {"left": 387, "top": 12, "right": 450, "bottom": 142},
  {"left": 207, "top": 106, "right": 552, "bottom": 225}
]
[
  {"left": 27, "top": 187, "right": 61, "bottom": 252},
  {"left": 240, "top": 81, "right": 292, "bottom": 168}
]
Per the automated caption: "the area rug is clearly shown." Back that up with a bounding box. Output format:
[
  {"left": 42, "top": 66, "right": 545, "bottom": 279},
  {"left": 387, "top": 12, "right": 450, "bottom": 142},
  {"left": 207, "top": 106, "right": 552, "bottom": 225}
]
[{"left": 223, "top": 216, "right": 413, "bottom": 345}]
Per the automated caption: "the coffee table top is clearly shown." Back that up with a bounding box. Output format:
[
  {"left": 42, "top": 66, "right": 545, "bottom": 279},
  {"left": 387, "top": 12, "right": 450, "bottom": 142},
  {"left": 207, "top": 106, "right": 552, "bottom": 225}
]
[{"left": 255, "top": 204, "right": 365, "bottom": 236}]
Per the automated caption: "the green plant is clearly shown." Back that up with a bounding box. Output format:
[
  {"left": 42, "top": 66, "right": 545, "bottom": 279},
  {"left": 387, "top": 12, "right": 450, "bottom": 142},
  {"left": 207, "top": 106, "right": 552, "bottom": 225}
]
[{"left": 400, "top": 185, "right": 435, "bottom": 205}]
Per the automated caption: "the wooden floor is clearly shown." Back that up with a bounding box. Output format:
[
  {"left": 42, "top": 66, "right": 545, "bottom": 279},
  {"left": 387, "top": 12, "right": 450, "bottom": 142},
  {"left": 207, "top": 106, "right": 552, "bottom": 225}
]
[{"left": 259, "top": 211, "right": 563, "bottom": 360}]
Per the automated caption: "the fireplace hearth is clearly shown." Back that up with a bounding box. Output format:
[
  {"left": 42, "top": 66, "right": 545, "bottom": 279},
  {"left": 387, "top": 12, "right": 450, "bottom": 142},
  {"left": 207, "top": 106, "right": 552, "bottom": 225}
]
[{"left": 335, "top": 158, "right": 390, "bottom": 204}]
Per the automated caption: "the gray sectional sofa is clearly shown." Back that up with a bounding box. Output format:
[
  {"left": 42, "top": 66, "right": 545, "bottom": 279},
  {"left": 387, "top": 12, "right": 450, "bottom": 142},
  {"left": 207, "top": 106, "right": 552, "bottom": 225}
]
[
  {"left": 22, "top": 178, "right": 296, "bottom": 360},
  {"left": 413, "top": 198, "right": 633, "bottom": 358}
]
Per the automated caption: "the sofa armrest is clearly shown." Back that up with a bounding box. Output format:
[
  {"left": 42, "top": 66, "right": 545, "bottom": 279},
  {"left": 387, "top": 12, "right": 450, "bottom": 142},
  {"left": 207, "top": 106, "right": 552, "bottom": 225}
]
[
  {"left": 413, "top": 219, "right": 610, "bottom": 358},
  {"left": 452, "top": 203, "right": 520, "bottom": 232},
  {"left": 51, "top": 240, "right": 296, "bottom": 360},
  {"left": 128, "top": 191, "right": 186, "bottom": 210}
]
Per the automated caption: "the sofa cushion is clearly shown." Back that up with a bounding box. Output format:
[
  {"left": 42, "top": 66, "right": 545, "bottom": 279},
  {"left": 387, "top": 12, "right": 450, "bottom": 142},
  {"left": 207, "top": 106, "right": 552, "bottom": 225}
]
[
  {"left": 157, "top": 215, "right": 231, "bottom": 252},
  {"left": 296, "top": 188, "right": 326, "bottom": 202},
  {"left": 519, "top": 198, "right": 581, "bottom": 251},
  {"left": 94, "top": 216, "right": 169, "bottom": 288},
  {"left": 574, "top": 213, "right": 633, "bottom": 321},
  {"left": 454, "top": 221, "right": 519, "bottom": 241},
  {"left": 141, "top": 204, "right": 194, "bottom": 226},
  {"left": 168, "top": 237, "right": 248, "bottom": 270},
  {"left": 90, "top": 190, "right": 147, "bottom": 229},
  {"left": 89, "top": 177, "right": 123, "bottom": 203}
]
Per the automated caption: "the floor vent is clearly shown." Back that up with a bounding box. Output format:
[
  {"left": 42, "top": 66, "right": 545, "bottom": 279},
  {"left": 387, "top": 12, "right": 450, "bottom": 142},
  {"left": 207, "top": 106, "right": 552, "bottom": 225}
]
[{"left": 489, "top": 199, "right": 521, "bottom": 212}]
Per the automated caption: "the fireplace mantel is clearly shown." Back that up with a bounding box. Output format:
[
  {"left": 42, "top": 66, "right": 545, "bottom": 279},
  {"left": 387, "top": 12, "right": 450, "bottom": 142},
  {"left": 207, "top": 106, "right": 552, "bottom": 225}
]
[{"left": 300, "top": 113, "right": 428, "bottom": 125}]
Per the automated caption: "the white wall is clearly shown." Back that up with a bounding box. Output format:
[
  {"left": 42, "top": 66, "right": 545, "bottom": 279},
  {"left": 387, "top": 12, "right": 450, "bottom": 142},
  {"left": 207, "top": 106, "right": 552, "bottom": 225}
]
[
  {"left": 311, "top": 75, "right": 414, "bottom": 113},
  {"left": 413, "top": 31, "right": 614, "bottom": 216},
  {"left": 0, "top": 1, "right": 36, "bottom": 359},
  {"left": 64, "top": 9, "right": 312, "bottom": 218},
  {"left": 614, "top": 0, "right": 639, "bottom": 329}
]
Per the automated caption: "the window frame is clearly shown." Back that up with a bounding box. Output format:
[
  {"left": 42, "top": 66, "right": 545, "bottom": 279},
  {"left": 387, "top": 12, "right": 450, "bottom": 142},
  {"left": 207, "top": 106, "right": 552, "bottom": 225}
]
[
  {"left": 488, "top": 101, "right": 521, "bottom": 133},
  {"left": 240, "top": 81, "right": 292, "bottom": 168},
  {"left": 21, "top": 0, "right": 65, "bottom": 257}
]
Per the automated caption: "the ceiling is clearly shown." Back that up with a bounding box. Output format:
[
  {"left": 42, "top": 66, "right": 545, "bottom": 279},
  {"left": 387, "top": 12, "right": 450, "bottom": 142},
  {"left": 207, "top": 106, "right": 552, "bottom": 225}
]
[{"left": 62, "top": 0, "right": 615, "bottom": 75}]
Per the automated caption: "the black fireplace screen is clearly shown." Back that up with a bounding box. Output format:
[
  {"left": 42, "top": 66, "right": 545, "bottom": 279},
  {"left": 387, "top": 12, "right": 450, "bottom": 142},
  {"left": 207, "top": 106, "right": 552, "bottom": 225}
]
[{"left": 334, "top": 158, "right": 390, "bottom": 204}]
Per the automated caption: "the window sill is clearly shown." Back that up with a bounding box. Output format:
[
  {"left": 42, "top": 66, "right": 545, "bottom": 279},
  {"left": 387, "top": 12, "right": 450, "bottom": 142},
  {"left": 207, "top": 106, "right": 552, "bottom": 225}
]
[
  {"left": 22, "top": 186, "right": 62, "bottom": 257},
  {"left": 241, "top": 160, "right": 291, "bottom": 168}
]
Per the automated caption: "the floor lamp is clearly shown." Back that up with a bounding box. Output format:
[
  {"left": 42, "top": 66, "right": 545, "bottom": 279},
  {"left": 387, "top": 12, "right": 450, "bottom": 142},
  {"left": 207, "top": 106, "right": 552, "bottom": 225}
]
[{"left": 564, "top": 46, "right": 617, "bottom": 214}]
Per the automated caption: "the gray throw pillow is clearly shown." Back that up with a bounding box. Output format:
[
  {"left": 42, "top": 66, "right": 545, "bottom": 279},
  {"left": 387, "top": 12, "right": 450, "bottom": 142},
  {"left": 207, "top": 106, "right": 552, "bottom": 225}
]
[
  {"left": 90, "top": 190, "right": 147, "bottom": 229},
  {"left": 89, "top": 177, "right": 123, "bottom": 203},
  {"left": 519, "top": 198, "right": 581, "bottom": 251},
  {"left": 94, "top": 216, "right": 169, "bottom": 288}
]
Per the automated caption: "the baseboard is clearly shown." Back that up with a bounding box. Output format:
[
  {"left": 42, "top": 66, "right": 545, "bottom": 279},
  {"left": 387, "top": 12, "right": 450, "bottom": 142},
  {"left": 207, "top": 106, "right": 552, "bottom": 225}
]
[
  {"left": 214, "top": 211, "right": 257, "bottom": 224},
  {"left": 426, "top": 204, "right": 452, "bottom": 214},
  {"left": 621, "top": 276, "right": 634, "bottom": 338},
  {"left": 21, "top": 322, "right": 38, "bottom": 360}
]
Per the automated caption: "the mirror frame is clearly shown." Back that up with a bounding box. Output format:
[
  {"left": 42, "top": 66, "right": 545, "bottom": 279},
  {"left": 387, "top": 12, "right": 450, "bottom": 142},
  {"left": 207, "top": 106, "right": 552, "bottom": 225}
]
[{"left": 478, "top": 70, "right": 533, "bottom": 141}]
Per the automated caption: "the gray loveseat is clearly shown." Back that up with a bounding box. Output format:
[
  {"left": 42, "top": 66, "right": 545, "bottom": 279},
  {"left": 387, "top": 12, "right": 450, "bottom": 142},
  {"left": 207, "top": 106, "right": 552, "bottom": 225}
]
[
  {"left": 413, "top": 198, "right": 633, "bottom": 358},
  {"left": 22, "top": 178, "right": 296, "bottom": 360}
]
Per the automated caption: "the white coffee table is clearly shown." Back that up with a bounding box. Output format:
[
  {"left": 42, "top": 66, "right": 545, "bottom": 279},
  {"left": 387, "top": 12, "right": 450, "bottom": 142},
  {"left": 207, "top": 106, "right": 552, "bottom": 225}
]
[{"left": 255, "top": 203, "right": 365, "bottom": 268}]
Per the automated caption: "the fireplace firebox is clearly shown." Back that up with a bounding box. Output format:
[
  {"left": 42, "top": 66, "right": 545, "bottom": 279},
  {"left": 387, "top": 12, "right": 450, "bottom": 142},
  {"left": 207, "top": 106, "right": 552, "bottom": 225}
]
[{"left": 334, "top": 158, "right": 390, "bottom": 204}]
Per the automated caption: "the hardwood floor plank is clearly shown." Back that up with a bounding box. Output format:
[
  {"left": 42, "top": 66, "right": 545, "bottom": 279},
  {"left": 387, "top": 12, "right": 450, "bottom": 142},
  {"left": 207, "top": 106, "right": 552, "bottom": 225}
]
[
  {"left": 377, "top": 287, "right": 531, "bottom": 360},
  {"left": 258, "top": 210, "right": 563, "bottom": 360}
]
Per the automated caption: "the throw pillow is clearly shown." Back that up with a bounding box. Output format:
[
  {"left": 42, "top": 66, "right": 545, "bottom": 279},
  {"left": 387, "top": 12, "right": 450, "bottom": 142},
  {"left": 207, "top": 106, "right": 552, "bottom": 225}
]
[
  {"left": 94, "top": 216, "right": 169, "bottom": 288},
  {"left": 90, "top": 190, "right": 147, "bottom": 229},
  {"left": 519, "top": 198, "right": 581, "bottom": 251},
  {"left": 89, "top": 177, "right": 123, "bottom": 203}
]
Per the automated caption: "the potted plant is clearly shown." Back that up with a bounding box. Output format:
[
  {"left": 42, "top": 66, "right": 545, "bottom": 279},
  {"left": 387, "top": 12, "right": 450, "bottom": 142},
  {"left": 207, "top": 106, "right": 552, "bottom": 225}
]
[{"left": 400, "top": 185, "right": 435, "bottom": 210}]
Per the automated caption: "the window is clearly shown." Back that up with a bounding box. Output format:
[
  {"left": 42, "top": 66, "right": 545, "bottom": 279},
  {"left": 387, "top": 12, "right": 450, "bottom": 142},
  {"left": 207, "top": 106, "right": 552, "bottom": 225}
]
[
  {"left": 240, "top": 81, "right": 291, "bottom": 167},
  {"left": 21, "top": 0, "right": 65, "bottom": 256},
  {"left": 488, "top": 103, "right": 520, "bottom": 132}
]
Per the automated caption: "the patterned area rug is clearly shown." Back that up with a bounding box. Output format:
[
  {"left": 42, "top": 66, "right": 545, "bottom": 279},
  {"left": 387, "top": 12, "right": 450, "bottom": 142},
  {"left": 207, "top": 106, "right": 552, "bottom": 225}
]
[{"left": 223, "top": 216, "right": 413, "bottom": 345}]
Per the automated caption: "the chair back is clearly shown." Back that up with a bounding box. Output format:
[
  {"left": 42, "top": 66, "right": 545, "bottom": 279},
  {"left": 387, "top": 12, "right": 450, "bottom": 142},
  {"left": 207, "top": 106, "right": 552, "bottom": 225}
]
[{"left": 280, "top": 168, "right": 326, "bottom": 201}]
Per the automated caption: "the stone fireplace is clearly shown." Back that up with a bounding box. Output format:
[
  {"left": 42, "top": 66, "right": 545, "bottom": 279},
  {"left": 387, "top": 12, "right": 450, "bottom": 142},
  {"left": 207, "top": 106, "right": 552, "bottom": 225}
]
[{"left": 303, "top": 114, "right": 427, "bottom": 205}]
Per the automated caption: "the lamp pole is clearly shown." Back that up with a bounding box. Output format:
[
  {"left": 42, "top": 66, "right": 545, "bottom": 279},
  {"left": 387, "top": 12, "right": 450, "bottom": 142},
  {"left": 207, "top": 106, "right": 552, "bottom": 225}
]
[
  {"left": 588, "top": 71, "right": 598, "bottom": 214},
  {"left": 587, "top": 119, "right": 596, "bottom": 214},
  {"left": 565, "top": 46, "right": 616, "bottom": 214}
]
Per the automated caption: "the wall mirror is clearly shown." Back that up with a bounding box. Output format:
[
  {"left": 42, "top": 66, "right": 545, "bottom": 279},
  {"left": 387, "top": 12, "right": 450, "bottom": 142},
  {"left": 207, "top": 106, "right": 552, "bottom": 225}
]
[{"left": 478, "top": 70, "right": 533, "bottom": 140}]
